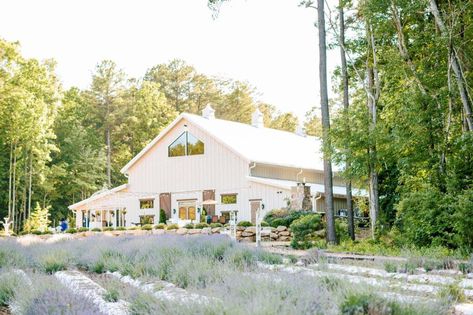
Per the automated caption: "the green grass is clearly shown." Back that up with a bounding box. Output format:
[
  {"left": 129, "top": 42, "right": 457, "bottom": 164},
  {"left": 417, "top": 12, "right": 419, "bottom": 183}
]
[{"left": 103, "top": 288, "right": 119, "bottom": 302}]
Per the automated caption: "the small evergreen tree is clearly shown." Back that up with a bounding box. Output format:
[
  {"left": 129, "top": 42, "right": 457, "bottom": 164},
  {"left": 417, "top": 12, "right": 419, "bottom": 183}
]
[
  {"left": 23, "top": 203, "right": 51, "bottom": 233},
  {"left": 159, "top": 209, "right": 167, "bottom": 224}
]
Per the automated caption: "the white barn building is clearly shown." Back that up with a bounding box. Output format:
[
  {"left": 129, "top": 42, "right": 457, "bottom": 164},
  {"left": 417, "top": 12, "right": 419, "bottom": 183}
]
[{"left": 69, "top": 105, "right": 365, "bottom": 229}]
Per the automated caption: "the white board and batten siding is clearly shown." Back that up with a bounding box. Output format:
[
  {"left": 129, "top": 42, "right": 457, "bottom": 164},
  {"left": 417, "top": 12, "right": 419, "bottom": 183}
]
[{"left": 126, "top": 118, "right": 252, "bottom": 222}]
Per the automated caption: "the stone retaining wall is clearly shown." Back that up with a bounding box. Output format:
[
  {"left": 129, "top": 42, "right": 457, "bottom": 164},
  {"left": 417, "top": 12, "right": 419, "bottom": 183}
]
[{"left": 13, "top": 225, "right": 293, "bottom": 243}]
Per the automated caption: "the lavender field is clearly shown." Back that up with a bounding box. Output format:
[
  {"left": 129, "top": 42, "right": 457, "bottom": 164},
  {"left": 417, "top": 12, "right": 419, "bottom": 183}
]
[{"left": 0, "top": 235, "right": 462, "bottom": 314}]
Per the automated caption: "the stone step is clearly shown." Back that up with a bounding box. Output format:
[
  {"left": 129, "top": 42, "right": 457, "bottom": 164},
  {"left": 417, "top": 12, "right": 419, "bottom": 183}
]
[{"left": 55, "top": 270, "right": 129, "bottom": 315}]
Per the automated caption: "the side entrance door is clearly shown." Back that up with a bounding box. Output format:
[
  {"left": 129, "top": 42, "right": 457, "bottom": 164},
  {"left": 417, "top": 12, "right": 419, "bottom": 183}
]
[{"left": 249, "top": 199, "right": 262, "bottom": 224}]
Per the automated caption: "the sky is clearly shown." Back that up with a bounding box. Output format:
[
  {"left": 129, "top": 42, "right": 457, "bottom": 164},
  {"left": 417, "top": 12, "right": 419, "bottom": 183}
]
[{"left": 0, "top": 0, "right": 339, "bottom": 120}]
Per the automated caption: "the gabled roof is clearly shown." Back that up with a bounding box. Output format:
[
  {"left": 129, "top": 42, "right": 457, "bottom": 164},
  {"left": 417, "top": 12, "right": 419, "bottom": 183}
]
[
  {"left": 68, "top": 184, "right": 128, "bottom": 210},
  {"left": 120, "top": 113, "right": 341, "bottom": 174}
]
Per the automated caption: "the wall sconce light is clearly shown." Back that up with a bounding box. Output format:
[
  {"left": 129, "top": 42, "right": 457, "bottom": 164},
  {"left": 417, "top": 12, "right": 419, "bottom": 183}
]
[
  {"left": 197, "top": 208, "right": 201, "bottom": 214},
  {"left": 262, "top": 204, "right": 265, "bottom": 210},
  {"left": 173, "top": 209, "right": 176, "bottom": 214}
]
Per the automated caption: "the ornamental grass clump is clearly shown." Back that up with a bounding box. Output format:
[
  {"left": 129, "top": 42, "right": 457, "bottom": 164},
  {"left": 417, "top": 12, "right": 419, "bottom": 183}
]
[
  {"left": 0, "top": 272, "right": 25, "bottom": 306},
  {"left": 141, "top": 224, "right": 153, "bottom": 231},
  {"left": 339, "top": 291, "right": 445, "bottom": 315},
  {"left": 38, "top": 250, "right": 71, "bottom": 274}
]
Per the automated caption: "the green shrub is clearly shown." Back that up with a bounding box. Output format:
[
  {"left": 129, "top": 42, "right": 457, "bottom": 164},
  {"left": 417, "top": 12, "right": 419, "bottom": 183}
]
[
  {"left": 184, "top": 223, "right": 194, "bottom": 229},
  {"left": 42, "top": 230, "right": 53, "bottom": 235},
  {"left": 159, "top": 209, "right": 167, "bottom": 224},
  {"left": 103, "top": 288, "right": 119, "bottom": 302},
  {"left": 210, "top": 223, "right": 223, "bottom": 228},
  {"left": 384, "top": 262, "right": 398, "bottom": 273},
  {"left": 78, "top": 227, "right": 89, "bottom": 232},
  {"left": 40, "top": 251, "right": 69, "bottom": 274},
  {"left": 66, "top": 228, "right": 77, "bottom": 234},
  {"left": 31, "top": 230, "right": 42, "bottom": 235},
  {"left": 115, "top": 226, "right": 126, "bottom": 231},
  {"left": 453, "top": 189, "right": 473, "bottom": 250},
  {"left": 265, "top": 210, "right": 310, "bottom": 228},
  {"left": 237, "top": 221, "right": 253, "bottom": 227},
  {"left": 261, "top": 221, "right": 270, "bottom": 227},
  {"left": 166, "top": 224, "right": 178, "bottom": 230},
  {"left": 290, "top": 214, "right": 322, "bottom": 249},
  {"left": 154, "top": 223, "right": 166, "bottom": 229},
  {"left": 90, "top": 260, "right": 106, "bottom": 273},
  {"left": 458, "top": 262, "right": 472, "bottom": 274},
  {"left": 335, "top": 218, "right": 350, "bottom": 242},
  {"left": 263, "top": 208, "right": 289, "bottom": 224},
  {"left": 142, "top": 224, "right": 153, "bottom": 231},
  {"left": 103, "top": 227, "right": 114, "bottom": 232},
  {"left": 438, "top": 283, "right": 466, "bottom": 303},
  {"left": 195, "top": 223, "right": 209, "bottom": 229},
  {"left": 91, "top": 228, "right": 102, "bottom": 232},
  {"left": 341, "top": 293, "right": 404, "bottom": 315},
  {"left": 0, "top": 273, "right": 24, "bottom": 306},
  {"left": 127, "top": 226, "right": 139, "bottom": 230},
  {"left": 314, "top": 239, "right": 328, "bottom": 249},
  {"left": 395, "top": 187, "right": 455, "bottom": 248}
]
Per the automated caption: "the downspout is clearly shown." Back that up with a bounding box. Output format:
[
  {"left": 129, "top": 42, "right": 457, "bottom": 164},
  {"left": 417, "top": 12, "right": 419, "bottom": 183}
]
[
  {"left": 313, "top": 193, "right": 323, "bottom": 213},
  {"left": 296, "top": 169, "right": 303, "bottom": 183},
  {"left": 249, "top": 162, "right": 256, "bottom": 176}
]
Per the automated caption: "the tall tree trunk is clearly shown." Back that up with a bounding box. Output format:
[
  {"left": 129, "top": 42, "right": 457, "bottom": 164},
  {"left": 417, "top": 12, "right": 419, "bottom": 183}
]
[
  {"left": 11, "top": 144, "right": 17, "bottom": 232},
  {"left": 28, "top": 153, "right": 33, "bottom": 219},
  {"left": 22, "top": 157, "right": 27, "bottom": 231},
  {"left": 106, "top": 127, "right": 112, "bottom": 188},
  {"left": 367, "top": 23, "right": 380, "bottom": 239},
  {"left": 7, "top": 142, "right": 13, "bottom": 219},
  {"left": 339, "top": 0, "right": 354, "bottom": 240},
  {"left": 318, "top": 0, "right": 337, "bottom": 244},
  {"left": 430, "top": 0, "right": 473, "bottom": 131}
]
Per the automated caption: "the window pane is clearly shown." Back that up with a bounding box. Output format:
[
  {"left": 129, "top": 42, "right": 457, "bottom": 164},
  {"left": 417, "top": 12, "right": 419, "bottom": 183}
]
[
  {"left": 168, "top": 132, "right": 187, "bottom": 157},
  {"left": 179, "top": 207, "right": 187, "bottom": 220},
  {"left": 187, "top": 132, "right": 204, "bottom": 155},
  {"left": 188, "top": 207, "right": 196, "bottom": 220},
  {"left": 140, "top": 215, "right": 155, "bottom": 225},
  {"left": 221, "top": 194, "right": 237, "bottom": 204},
  {"left": 140, "top": 199, "right": 154, "bottom": 209}
]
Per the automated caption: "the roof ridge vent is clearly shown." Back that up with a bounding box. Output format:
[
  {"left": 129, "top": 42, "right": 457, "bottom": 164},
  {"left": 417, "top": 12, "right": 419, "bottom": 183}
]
[
  {"left": 202, "top": 104, "right": 215, "bottom": 119},
  {"left": 251, "top": 108, "right": 264, "bottom": 128}
]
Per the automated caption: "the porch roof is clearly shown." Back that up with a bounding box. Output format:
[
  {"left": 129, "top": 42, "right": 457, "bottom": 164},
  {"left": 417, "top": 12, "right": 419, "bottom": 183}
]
[{"left": 247, "top": 176, "right": 368, "bottom": 197}]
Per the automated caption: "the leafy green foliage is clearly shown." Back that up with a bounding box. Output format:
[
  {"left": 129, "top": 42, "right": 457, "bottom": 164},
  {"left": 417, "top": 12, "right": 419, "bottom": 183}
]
[
  {"left": 395, "top": 187, "right": 455, "bottom": 248},
  {"left": 141, "top": 224, "right": 153, "bottom": 231},
  {"left": 103, "top": 288, "right": 119, "bottom": 303},
  {"left": 264, "top": 209, "right": 310, "bottom": 228},
  {"left": 290, "top": 214, "right": 323, "bottom": 249},
  {"left": 23, "top": 203, "right": 51, "bottom": 233},
  {"left": 159, "top": 209, "right": 167, "bottom": 224},
  {"left": 236, "top": 221, "right": 253, "bottom": 227},
  {"left": 195, "top": 223, "right": 209, "bottom": 229}
]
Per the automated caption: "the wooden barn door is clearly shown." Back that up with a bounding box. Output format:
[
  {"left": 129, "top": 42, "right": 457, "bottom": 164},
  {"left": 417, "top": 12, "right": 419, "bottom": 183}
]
[
  {"left": 159, "top": 193, "right": 171, "bottom": 220},
  {"left": 250, "top": 200, "right": 262, "bottom": 224}
]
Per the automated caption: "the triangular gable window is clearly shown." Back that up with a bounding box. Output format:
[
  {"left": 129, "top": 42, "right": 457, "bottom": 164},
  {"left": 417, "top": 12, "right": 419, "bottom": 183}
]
[{"left": 168, "top": 131, "right": 204, "bottom": 157}]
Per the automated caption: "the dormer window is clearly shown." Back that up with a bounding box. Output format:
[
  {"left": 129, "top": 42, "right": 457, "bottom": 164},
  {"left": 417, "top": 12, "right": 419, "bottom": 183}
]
[{"left": 168, "top": 131, "right": 204, "bottom": 157}]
